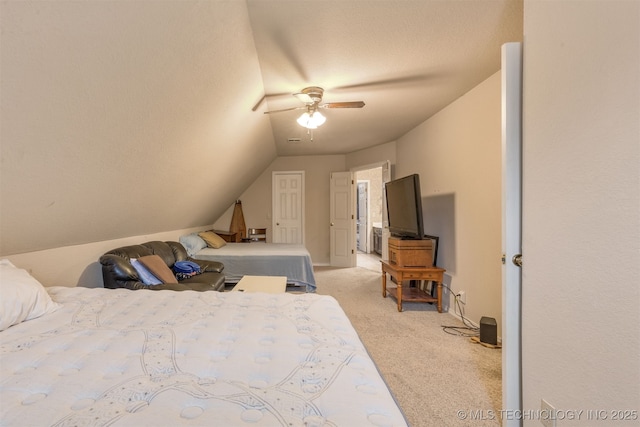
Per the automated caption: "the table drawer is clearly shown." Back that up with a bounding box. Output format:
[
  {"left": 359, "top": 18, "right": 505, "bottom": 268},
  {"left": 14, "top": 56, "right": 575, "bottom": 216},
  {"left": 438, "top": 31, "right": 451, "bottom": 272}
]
[{"left": 403, "top": 271, "right": 440, "bottom": 280}]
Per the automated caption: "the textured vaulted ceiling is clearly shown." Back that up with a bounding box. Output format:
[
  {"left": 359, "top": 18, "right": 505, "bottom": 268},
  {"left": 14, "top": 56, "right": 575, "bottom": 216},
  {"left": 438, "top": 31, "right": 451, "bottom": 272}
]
[
  {"left": 248, "top": 0, "right": 523, "bottom": 155},
  {"left": 0, "top": 0, "right": 522, "bottom": 256}
]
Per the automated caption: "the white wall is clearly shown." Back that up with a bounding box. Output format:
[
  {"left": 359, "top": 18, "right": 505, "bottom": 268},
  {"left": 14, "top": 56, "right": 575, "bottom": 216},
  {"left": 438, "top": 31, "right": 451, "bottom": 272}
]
[
  {"left": 213, "top": 155, "right": 347, "bottom": 265},
  {"left": 395, "top": 72, "right": 503, "bottom": 330},
  {"left": 522, "top": 0, "right": 639, "bottom": 423}
]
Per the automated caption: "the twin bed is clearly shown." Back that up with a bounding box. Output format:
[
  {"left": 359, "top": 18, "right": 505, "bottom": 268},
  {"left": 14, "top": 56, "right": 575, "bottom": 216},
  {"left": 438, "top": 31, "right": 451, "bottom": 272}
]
[
  {"left": 180, "top": 233, "right": 317, "bottom": 292},
  {"left": 0, "top": 260, "right": 408, "bottom": 426}
]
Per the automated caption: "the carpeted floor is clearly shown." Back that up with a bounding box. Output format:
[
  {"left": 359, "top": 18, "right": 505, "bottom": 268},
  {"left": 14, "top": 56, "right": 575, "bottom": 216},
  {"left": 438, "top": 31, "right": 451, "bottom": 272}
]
[{"left": 313, "top": 265, "right": 502, "bottom": 427}]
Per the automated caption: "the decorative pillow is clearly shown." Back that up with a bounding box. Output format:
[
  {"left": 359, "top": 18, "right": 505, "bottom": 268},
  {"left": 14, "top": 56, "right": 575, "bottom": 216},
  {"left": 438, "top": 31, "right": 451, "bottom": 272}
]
[
  {"left": 0, "top": 259, "right": 61, "bottom": 331},
  {"left": 198, "top": 231, "right": 227, "bottom": 249},
  {"left": 137, "top": 255, "right": 178, "bottom": 284},
  {"left": 130, "top": 258, "right": 162, "bottom": 285},
  {"left": 179, "top": 233, "right": 207, "bottom": 257}
]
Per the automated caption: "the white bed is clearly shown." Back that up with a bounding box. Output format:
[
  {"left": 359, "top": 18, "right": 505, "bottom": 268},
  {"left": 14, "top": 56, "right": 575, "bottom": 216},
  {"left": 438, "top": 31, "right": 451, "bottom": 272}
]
[
  {"left": 191, "top": 243, "right": 317, "bottom": 292},
  {"left": 0, "top": 266, "right": 407, "bottom": 426}
]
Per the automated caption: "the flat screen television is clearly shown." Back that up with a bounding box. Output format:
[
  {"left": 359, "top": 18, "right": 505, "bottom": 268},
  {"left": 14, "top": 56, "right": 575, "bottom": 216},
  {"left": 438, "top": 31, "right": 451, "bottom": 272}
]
[{"left": 385, "top": 174, "right": 424, "bottom": 239}]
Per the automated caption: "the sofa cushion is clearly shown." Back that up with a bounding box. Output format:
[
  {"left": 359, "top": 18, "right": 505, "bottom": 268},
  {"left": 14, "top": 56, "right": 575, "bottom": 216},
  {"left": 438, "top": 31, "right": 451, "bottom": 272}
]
[
  {"left": 138, "top": 255, "right": 178, "bottom": 284},
  {"left": 198, "top": 231, "right": 227, "bottom": 249},
  {"left": 179, "top": 271, "right": 225, "bottom": 291},
  {"left": 141, "top": 241, "right": 180, "bottom": 267},
  {"left": 130, "top": 258, "right": 162, "bottom": 285}
]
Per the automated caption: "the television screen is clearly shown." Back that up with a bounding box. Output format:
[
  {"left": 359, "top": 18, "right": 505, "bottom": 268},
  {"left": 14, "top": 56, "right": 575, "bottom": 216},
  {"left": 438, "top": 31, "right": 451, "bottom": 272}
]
[{"left": 385, "top": 174, "right": 424, "bottom": 239}]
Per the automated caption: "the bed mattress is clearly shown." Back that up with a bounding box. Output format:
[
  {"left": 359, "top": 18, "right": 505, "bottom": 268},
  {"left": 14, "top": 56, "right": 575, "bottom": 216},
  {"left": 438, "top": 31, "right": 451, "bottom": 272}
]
[
  {"left": 194, "top": 243, "right": 316, "bottom": 292},
  {"left": 0, "top": 287, "right": 407, "bottom": 427}
]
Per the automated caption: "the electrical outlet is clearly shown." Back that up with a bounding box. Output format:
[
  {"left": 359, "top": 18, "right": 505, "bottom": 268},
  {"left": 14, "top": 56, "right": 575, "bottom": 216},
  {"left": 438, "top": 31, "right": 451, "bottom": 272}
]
[
  {"left": 458, "top": 291, "right": 466, "bottom": 304},
  {"left": 540, "top": 399, "right": 556, "bottom": 427}
]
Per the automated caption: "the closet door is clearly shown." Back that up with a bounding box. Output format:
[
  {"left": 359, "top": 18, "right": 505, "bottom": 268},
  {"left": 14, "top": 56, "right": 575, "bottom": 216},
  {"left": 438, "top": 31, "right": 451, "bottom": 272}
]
[{"left": 272, "top": 171, "right": 304, "bottom": 244}]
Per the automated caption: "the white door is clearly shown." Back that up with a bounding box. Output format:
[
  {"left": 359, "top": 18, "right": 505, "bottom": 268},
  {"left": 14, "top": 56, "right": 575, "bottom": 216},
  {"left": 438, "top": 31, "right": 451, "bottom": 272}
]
[
  {"left": 330, "top": 171, "right": 353, "bottom": 267},
  {"left": 501, "top": 42, "right": 523, "bottom": 426},
  {"left": 272, "top": 171, "right": 304, "bottom": 244},
  {"left": 357, "top": 181, "right": 368, "bottom": 252}
]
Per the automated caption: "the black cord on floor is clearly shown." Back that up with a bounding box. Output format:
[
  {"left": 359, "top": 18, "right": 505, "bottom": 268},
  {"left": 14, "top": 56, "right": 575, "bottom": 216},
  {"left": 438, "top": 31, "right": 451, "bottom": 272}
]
[{"left": 440, "top": 283, "right": 479, "bottom": 337}]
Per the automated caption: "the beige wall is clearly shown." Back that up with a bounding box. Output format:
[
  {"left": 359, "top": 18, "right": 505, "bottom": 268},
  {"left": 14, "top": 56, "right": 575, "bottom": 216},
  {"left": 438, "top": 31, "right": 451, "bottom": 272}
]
[
  {"left": 0, "top": 1, "right": 275, "bottom": 256},
  {"left": 396, "top": 72, "right": 502, "bottom": 330},
  {"left": 214, "top": 155, "right": 347, "bottom": 265},
  {"left": 522, "top": 0, "right": 639, "bottom": 421},
  {"left": 346, "top": 141, "right": 397, "bottom": 171}
]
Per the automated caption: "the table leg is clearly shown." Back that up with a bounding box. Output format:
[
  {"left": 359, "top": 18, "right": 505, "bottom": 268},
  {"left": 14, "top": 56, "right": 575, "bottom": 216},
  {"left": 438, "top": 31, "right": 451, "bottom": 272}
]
[
  {"left": 437, "top": 282, "right": 443, "bottom": 313},
  {"left": 382, "top": 271, "right": 387, "bottom": 298},
  {"left": 397, "top": 281, "right": 403, "bottom": 312}
]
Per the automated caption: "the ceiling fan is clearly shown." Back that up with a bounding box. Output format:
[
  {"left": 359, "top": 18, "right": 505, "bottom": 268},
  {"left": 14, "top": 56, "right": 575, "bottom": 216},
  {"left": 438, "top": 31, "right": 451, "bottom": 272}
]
[{"left": 260, "top": 86, "right": 365, "bottom": 129}]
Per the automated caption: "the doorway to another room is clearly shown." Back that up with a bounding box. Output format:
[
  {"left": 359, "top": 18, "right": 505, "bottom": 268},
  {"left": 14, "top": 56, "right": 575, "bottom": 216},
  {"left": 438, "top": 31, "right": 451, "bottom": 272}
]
[{"left": 354, "top": 166, "right": 384, "bottom": 271}]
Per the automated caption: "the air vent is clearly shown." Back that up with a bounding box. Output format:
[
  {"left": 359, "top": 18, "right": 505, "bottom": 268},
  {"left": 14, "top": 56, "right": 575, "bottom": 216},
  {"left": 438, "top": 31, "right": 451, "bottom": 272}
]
[{"left": 287, "top": 138, "right": 302, "bottom": 144}]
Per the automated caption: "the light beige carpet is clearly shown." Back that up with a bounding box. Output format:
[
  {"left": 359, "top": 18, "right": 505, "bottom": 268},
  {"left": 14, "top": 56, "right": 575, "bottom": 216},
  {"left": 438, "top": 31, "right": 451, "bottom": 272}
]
[{"left": 313, "top": 265, "right": 502, "bottom": 427}]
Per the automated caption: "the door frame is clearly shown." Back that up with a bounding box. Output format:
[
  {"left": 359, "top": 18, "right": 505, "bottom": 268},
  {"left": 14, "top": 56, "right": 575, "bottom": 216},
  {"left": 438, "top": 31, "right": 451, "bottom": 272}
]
[
  {"left": 356, "top": 180, "right": 370, "bottom": 253},
  {"left": 501, "top": 42, "right": 523, "bottom": 426},
  {"left": 351, "top": 161, "right": 391, "bottom": 264}
]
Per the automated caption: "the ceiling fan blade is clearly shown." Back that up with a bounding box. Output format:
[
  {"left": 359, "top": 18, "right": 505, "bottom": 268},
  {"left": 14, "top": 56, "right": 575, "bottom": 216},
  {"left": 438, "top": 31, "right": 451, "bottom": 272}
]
[
  {"left": 293, "top": 92, "right": 314, "bottom": 104},
  {"left": 251, "top": 92, "right": 291, "bottom": 111},
  {"left": 263, "top": 106, "right": 305, "bottom": 115},
  {"left": 322, "top": 101, "right": 365, "bottom": 109}
]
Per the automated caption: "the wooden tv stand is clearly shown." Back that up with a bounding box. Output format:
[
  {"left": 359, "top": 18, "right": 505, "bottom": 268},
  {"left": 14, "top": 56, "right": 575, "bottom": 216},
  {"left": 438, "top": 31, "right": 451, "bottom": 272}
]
[{"left": 381, "top": 260, "right": 445, "bottom": 312}]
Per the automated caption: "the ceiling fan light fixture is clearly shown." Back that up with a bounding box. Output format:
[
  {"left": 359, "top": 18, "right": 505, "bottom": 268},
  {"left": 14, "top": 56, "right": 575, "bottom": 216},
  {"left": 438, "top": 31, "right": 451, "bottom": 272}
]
[{"left": 297, "top": 111, "right": 326, "bottom": 129}]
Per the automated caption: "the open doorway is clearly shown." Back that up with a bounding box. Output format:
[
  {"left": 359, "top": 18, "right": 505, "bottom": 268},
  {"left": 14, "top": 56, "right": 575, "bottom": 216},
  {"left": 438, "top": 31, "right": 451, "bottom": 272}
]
[{"left": 354, "top": 166, "right": 384, "bottom": 271}]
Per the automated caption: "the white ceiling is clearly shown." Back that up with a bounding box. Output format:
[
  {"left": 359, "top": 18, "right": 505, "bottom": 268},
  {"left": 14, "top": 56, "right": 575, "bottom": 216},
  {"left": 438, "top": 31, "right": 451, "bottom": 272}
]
[{"left": 247, "top": 0, "right": 523, "bottom": 156}]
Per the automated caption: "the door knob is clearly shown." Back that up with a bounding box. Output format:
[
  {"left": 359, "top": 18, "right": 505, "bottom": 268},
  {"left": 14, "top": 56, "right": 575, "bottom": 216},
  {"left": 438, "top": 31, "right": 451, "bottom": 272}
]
[
  {"left": 512, "top": 254, "right": 522, "bottom": 267},
  {"left": 330, "top": 222, "right": 334, "bottom": 226}
]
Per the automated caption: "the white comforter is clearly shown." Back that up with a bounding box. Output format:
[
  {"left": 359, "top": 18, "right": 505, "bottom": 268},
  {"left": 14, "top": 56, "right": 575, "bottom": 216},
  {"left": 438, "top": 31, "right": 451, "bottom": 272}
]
[{"left": 1, "top": 287, "right": 407, "bottom": 426}]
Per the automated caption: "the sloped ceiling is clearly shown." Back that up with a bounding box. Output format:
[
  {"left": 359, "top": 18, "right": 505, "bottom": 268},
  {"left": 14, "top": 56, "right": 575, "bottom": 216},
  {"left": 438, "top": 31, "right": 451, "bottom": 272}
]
[
  {"left": 0, "top": 0, "right": 522, "bottom": 256},
  {"left": 248, "top": 0, "right": 523, "bottom": 155}
]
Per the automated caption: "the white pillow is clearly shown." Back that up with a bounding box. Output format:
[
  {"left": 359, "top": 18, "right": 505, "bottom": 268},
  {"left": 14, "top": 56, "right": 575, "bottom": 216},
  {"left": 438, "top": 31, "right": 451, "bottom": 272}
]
[{"left": 0, "top": 259, "right": 61, "bottom": 331}]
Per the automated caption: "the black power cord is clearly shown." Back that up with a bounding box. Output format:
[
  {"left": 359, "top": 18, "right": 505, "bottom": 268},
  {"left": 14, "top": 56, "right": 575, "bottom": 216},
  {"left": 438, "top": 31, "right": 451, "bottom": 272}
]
[{"left": 439, "top": 283, "right": 479, "bottom": 337}]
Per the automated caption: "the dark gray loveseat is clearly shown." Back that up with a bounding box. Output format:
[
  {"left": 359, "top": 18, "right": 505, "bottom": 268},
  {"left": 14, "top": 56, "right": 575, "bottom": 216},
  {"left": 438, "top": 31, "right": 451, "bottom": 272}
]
[{"left": 99, "top": 240, "right": 225, "bottom": 291}]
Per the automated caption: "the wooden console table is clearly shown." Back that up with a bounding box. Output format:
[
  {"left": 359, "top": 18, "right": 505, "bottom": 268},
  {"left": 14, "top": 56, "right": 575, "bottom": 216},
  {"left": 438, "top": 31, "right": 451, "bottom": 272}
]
[{"left": 381, "top": 260, "right": 446, "bottom": 312}]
